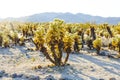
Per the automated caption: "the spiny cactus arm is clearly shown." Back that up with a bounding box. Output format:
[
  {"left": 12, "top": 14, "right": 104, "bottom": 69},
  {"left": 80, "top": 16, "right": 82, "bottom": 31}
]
[
  {"left": 64, "top": 47, "right": 71, "bottom": 64},
  {"left": 106, "top": 26, "right": 113, "bottom": 37},
  {"left": 40, "top": 45, "right": 55, "bottom": 64}
]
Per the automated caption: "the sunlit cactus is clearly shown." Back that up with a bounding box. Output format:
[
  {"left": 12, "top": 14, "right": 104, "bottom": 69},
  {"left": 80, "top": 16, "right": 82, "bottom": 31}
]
[
  {"left": 0, "top": 32, "right": 3, "bottom": 46},
  {"left": 19, "top": 36, "right": 25, "bottom": 46},
  {"left": 32, "top": 27, "right": 45, "bottom": 50},
  {"left": 111, "top": 37, "right": 120, "bottom": 54},
  {"left": 93, "top": 38, "right": 102, "bottom": 54},
  {"left": 8, "top": 31, "right": 19, "bottom": 45},
  {"left": 106, "top": 26, "right": 113, "bottom": 37},
  {"left": 32, "top": 19, "right": 75, "bottom": 66},
  {"left": 73, "top": 33, "right": 82, "bottom": 52},
  {"left": 86, "top": 36, "right": 93, "bottom": 50},
  {"left": 117, "top": 38, "right": 120, "bottom": 54},
  {"left": 63, "top": 32, "right": 74, "bottom": 63},
  {"left": 86, "top": 29, "right": 90, "bottom": 36},
  {"left": 3, "top": 36, "right": 10, "bottom": 48},
  {"left": 111, "top": 38, "right": 118, "bottom": 50},
  {"left": 90, "top": 26, "right": 96, "bottom": 40}
]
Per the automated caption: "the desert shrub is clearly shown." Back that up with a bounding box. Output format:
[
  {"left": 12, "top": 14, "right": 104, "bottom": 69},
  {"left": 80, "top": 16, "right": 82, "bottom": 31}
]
[
  {"left": 8, "top": 31, "right": 19, "bottom": 45},
  {"left": 73, "top": 33, "right": 82, "bottom": 52},
  {"left": 117, "top": 38, "right": 120, "bottom": 54},
  {"left": 19, "top": 36, "right": 25, "bottom": 46},
  {"left": 93, "top": 38, "right": 102, "bottom": 54},
  {"left": 0, "top": 32, "right": 3, "bottom": 46},
  {"left": 86, "top": 36, "right": 93, "bottom": 49},
  {"left": 3, "top": 35, "right": 10, "bottom": 48},
  {"left": 90, "top": 26, "right": 96, "bottom": 40},
  {"left": 111, "top": 38, "right": 118, "bottom": 50},
  {"left": 32, "top": 19, "right": 75, "bottom": 66},
  {"left": 62, "top": 32, "right": 74, "bottom": 63},
  {"left": 111, "top": 37, "right": 120, "bottom": 53},
  {"left": 106, "top": 26, "right": 113, "bottom": 37},
  {"left": 32, "top": 27, "right": 45, "bottom": 50}
]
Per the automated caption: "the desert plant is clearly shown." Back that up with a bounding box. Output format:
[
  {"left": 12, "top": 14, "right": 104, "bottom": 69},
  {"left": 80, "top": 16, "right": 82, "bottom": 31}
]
[
  {"left": 8, "top": 31, "right": 19, "bottom": 45},
  {"left": 77, "top": 29, "right": 85, "bottom": 48},
  {"left": 117, "top": 38, "right": 120, "bottom": 54},
  {"left": 32, "top": 19, "right": 74, "bottom": 66},
  {"left": 93, "top": 38, "right": 102, "bottom": 54},
  {"left": 73, "top": 33, "right": 82, "bottom": 52},
  {"left": 0, "top": 32, "right": 3, "bottom": 46},
  {"left": 106, "top": 26, "right": 113, "bottom": 37},
  {"left": 86, "top": 37, "right": 93, "bottom": 49},
  {"left": 20, "top": 24, "right": 29, "bottom": 38},
  {"left": 90, "top": 26, "right": 96, "bottom": 40},
  {"left": 63, "top": 32, "right": 74, "bottom": 63},
  {"left": 111, "top": 37, "right": 120, "bottom": 53},
  {"left": 3, "top": 36, "right": 10, "bottom": 48},
  {"left": 32, "top": 27, "right": 45, "bottom": 50},
  {"left": 111, "top": 38, "right": 118, "bottom": 50},
  {"left": 19, "top": 36, "right": 25, "bottom": 46}
]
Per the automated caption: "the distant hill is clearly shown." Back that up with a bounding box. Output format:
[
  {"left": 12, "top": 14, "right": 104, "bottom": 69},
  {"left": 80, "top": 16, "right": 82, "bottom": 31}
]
[{"left": 1, "top": 12, "right": 120, "bottom": 24}]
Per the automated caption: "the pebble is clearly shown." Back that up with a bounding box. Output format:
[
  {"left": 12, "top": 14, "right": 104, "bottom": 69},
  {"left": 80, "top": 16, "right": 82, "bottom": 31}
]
[
  {"left": 99, "top": 79, "right": 104, "bottom": 80},
  {"left": 11, "top": 73, "right": 18, "bottom": 78},
  {"left": 0, "top": 70, "right": 5, "bottom": 77},
  {"left": 109, "top": 78, "right": 116, "bottom": 80},
  {"left": 28, "top": 75, "right": 40, "bottom": 80},
  {"left": 99, "top": 51, "right": 109, "bottom": 56},
  {"left": 59, "top": 78, "right": 71, "bottom": 80},
  {"left": 17, "top": 74, "right": 24, "bottom": 77},
  {"left": 44, "top": 75, "right": 56, "bottom": 80}
]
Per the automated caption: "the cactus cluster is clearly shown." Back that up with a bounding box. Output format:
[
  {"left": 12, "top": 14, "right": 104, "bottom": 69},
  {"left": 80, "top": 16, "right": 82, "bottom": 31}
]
[{"left": 0, "top": 19, "right": 120, "bottom": 66}]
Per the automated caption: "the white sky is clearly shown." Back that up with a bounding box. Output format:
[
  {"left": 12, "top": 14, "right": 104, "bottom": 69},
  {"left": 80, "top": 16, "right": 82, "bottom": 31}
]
[{"left": 0, "top": 0, "right": 119, "bottom": 18}]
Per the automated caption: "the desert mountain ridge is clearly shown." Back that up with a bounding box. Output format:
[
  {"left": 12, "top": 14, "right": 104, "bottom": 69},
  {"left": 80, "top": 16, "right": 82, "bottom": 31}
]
[{"left": 1, "top": 12, "right": 120, "bottom": 24}]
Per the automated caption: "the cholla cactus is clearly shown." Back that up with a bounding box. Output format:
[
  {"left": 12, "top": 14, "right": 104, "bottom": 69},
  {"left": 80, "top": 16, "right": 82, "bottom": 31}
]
[
  {"left": 93, "top": 38, "right": 102, "bottom": 54},
  {"left": 86, "top": 29, "right": 90, "bottom": 36},
  {"left": 117, "top": 38, "right": 120, "bottom": 54},
  {"left": 32, "top": 27, "right": 45, "bottom": 50},
  {"left": 0, "top": 32, "right": 3, "bottom": 46},
  {"left": 111, "top": 38, "right": 118, "bottom": 50},
  {"left": 19, "top": 36, "right": 25, "bottom": 46},
  {"left": 63, "top": 32, "right": 74, "bottom": 63},
  {"left": 20, "top": 24, "right": 29, "bottom": 38},
  {"left": 73, "top": 33, "right": 82, "bottom": 52},
  {"left": 32, "top": 19, "right": 75, "bottom": 66},
  {"left": 111, "top": 37, "right": 120, "bottom": 54},
  {"left": 90, "top": 26, "right": 96, "bottom": 40},
  {"left": 3, "top": 36, "right": 10, "bottom": 48},
  {"left": 86, "top": 36, "right": 93, "bottom": 49},
  {"left": 8, "top": 31, "right": 19, "bottom": 45},
  {"left": 106, "top": 26, "right": 113, "bottom": 37}
]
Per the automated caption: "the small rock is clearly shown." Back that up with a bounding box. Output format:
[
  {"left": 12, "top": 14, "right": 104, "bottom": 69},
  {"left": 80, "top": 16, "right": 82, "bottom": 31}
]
[
  {"left": 99, "top": 79, "right": 104, "bottom": 80},
  {"left": 11, "top": 73, "right": 18, "bottom": 78},
  {"left": 0, "top": 70, "right": 5, "bottom": 74},
  {"left": 99, "top": 51, "right": 109, "bottom": 56},
  {"left": 59, "top": 78, "right": 70, "bottom": 80},
  {"left": 3, "top": 73, "right": 9, "bottom": 77},
  {"left": 45, "top": 75, "right": 56, "bottom": 80},
  {"left": 90, "top": 66, "right": 93, "bottom": 68},
  {"left": 28, "top": 75, "right": 40, "bottom": 80},
  {"left": 91, "top": 69, "right": 95, "bottom": 72},
  {"left": 0, "top": 70, "right": 5, "bottom": 77},
  {"left": 109, "top": 78, "right": 116, "bottom": 80},
  {"left": 22, "top": 75, "right": 29, "bottom": 79},
  {"left": 17, "top": 74, "right": 24, "bottom": 77}
]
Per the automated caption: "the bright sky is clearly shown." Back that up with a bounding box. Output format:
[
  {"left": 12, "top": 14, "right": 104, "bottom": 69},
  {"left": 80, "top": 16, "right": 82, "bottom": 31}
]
[{"left": 0, "top": 0, "right": 119, "bottom": 18}]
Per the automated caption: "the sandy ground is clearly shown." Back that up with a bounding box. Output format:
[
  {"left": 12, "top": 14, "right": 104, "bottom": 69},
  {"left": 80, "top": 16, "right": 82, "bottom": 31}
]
[{"left": 0, "top": 42, "right": 120, "bottom": 80}]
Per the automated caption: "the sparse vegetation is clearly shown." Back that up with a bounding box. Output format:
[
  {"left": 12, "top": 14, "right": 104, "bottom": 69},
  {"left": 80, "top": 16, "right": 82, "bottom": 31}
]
[{"left": 0, "top": 19, "right": 120, "bottom": 66}]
